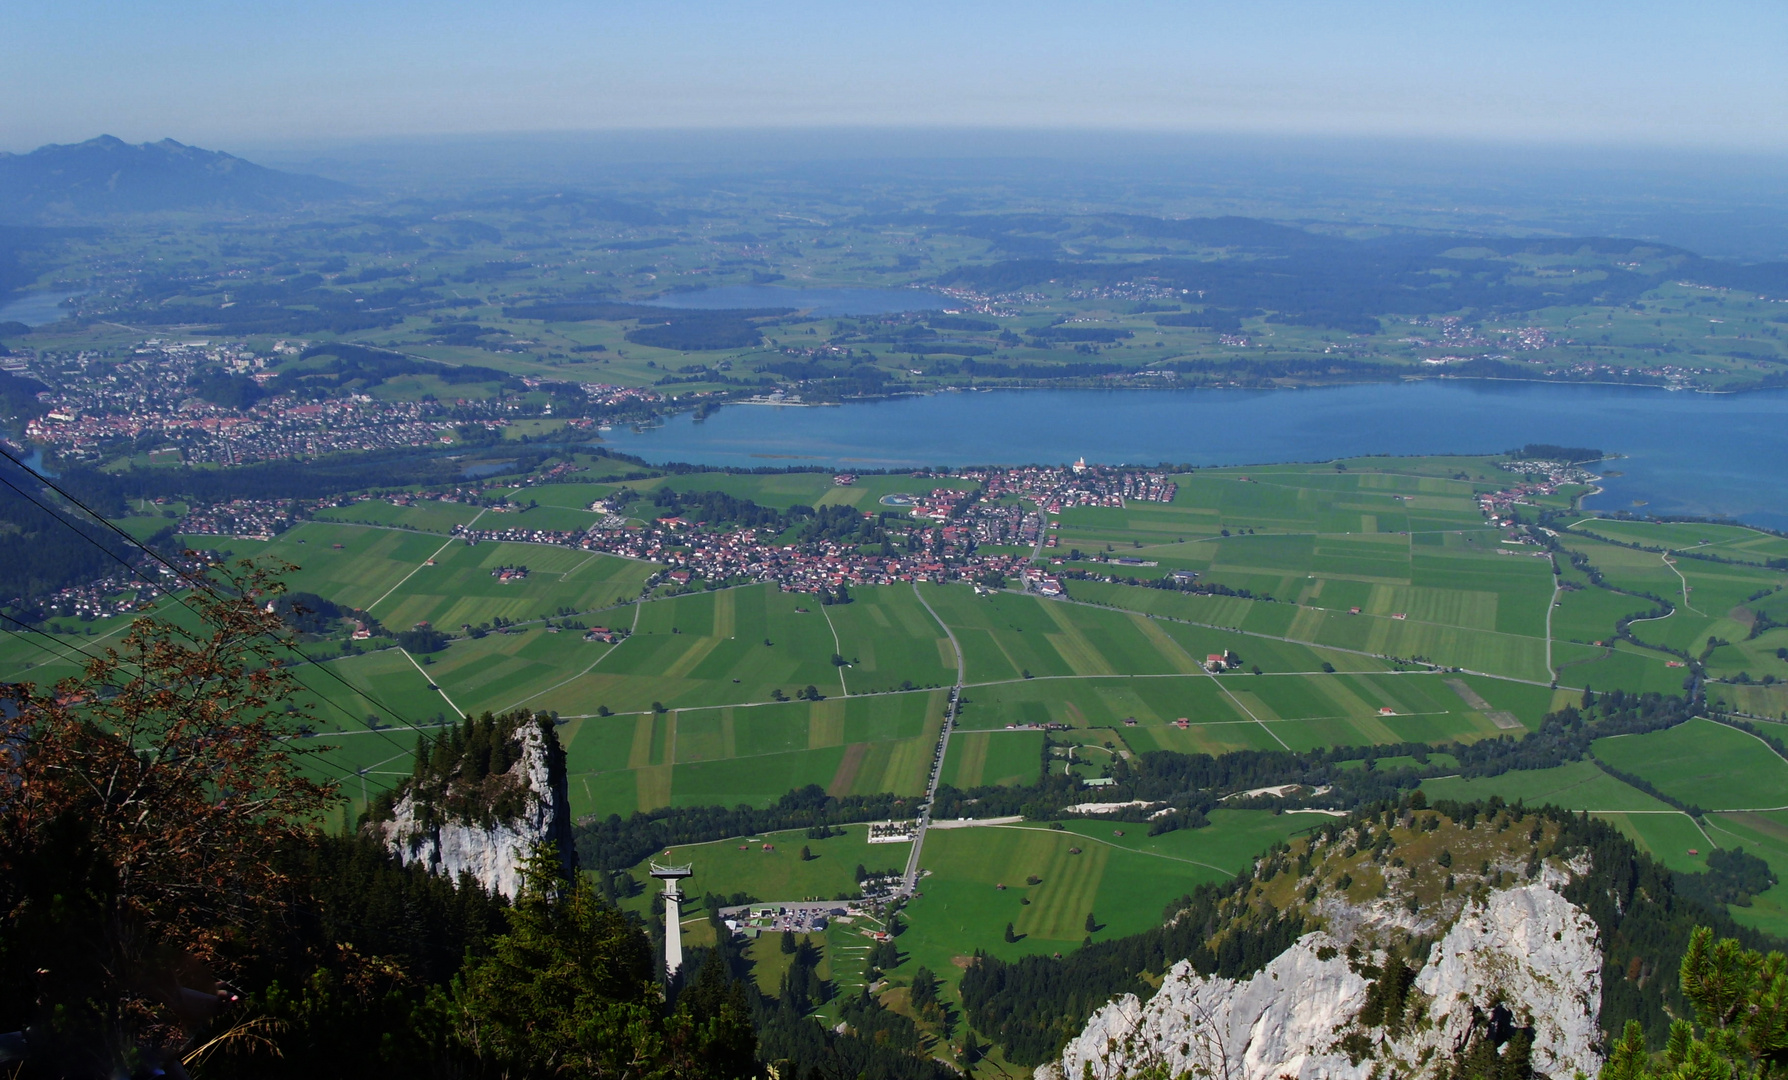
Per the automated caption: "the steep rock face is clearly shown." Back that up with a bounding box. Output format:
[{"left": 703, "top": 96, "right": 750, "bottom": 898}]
[
  {"left": 1415, "top": 884, "right": 1602, "bottom": 1078},
  {"left": 1054, "top": 933, "right": 1368, "bottom": 1080},
  {"left": 1046, "top": 884, "right": 1601, "bottom": 1080},
  {"left": 374, "top": 719, "right": 570, "bottom": 898}
]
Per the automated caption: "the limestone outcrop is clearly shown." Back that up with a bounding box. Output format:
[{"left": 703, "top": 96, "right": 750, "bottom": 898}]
[
  {"left": 372, "top": 715, "right": 570, "bottom": 898},
  {"left": 1045, "top": 884, "right": 1601, "bottom": 1080}
]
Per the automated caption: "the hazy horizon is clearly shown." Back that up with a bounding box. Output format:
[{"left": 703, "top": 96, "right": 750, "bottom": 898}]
[{"left": 6, "top": 0, "right": 1785, "bottom": 152}]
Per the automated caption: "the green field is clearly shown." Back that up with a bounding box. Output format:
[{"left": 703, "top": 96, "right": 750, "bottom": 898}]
[
  {"left": 613, "top": 823, "right": 911, "bottom": 922},
  {"left": 1566, "top": 519, "right": 1788, "bottom": 566},
  {"left": 942, "top": 730, "right": 1045, "bottom": 788},
  {"left": 1059, "top": 555, "right": 1555, "bottom": 683},
  {"left": 957, "top": 670, "right": 1545, "bottom": 757},
  {"left": 312, "top": 499, "right": 486, "bottom": 533},
  {"left": 1421, "top": 759, "right": 1672, "bottom": 812},
  {"left": 555, "top": 689, "right": 947, "bottom": 818},
  {"left": 628, "top": 471, "right": 978, "bottom": 512},
  {"left": 893, "top": 811, "right": 1308, "bottom": 999},
  {"left": 1555, "top": 532, "right": 1786, "bottom": 661},
  {"left": 1592, "top": 718, "right": 1788, "bottom": 812},
  {"left": 825, "top": 586, "right": 959, "bottom": 694},
  {"left": 1704, "top": 811, "right": 1788, "bottom": 938},
  {"left": 1709, "top": 683, "right": 1788, "bottom": 720},
  {"left": 1597, "top": 811, "right": 1716, "bottom": 874}
]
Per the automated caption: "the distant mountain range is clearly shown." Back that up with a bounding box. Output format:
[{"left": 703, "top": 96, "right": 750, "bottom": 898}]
[{"left": 0, "top": 135, "right": 353, "bottom": 221}]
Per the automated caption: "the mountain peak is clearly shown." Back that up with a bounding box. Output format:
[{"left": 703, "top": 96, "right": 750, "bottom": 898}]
[{"left": 0, "top": 135, "right": 353, "bottom": 221}]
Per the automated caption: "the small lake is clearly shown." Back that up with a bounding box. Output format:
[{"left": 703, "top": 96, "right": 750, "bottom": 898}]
[
  {"left": 0, "top": 291, "right": 81, "bottom": 327},
  {"left": 641, "top": 285, "right": 951, "bottom": 316},
  {"left": 599, "top": 380, "right": 1788, "bottom": 532}
]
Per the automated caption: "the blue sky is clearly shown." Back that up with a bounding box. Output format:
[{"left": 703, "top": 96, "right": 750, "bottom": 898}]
[{"left": 3, "top": 0, "right": 1784, "bottom": 152}]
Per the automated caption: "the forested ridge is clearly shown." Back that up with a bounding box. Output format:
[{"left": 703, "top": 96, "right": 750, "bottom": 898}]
[
  {"left": 0, "top": 573, "right": 966, "bottom": 1080},
  {"left": 0, "top": 454, "right": 159, "bottom": 607},
  {"left": 0, "top": 569, "right": 763, "bottom": 1079}
]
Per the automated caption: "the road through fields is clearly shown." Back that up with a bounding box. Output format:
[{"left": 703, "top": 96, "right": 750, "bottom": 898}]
[{"left": 905, "top": 583, "right": 966, "bottom": 895}]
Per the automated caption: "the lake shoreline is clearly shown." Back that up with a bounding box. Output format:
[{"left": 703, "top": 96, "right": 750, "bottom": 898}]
[{"left": 599, "top": 379, "right": 1788, "bottom": 533}]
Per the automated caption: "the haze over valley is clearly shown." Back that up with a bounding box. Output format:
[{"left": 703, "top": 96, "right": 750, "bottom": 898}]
[{"left": 5, "top": 5, "right": 1788, "bottom": 1079}]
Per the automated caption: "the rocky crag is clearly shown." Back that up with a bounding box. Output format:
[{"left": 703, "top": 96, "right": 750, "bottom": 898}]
[
  {"left": 367, "top": 710, "right": 571, "bottom": 898},
  {"left": 1050, "top": 884, "right": 1601, "bottom": 1080},
  {"left": 1030, "top": 802, "right": 1619, "bottom": 1080}
]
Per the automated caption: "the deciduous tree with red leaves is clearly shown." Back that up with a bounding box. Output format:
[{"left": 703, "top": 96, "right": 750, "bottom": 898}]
[{"left": 0, "top": 559, "right": 334, "bottom": 1076}]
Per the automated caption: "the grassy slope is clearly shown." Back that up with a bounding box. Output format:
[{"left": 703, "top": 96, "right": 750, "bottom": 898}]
[{"left": 1593, "top": 718, "right": 1788, "bottom": 812}]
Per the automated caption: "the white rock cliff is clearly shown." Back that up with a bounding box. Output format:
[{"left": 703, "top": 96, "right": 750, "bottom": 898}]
[
  {"left": 1046, "top": 884, "right": 1601, "bottom": 1080},
  {"left": 375, "top": 719, "right": 569, "bottom": 898}
]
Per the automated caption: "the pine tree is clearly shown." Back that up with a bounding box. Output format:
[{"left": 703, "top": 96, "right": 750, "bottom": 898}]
[
  {"left": 430, "top": 728, "right": 455, "bottom": 775},
  {"left": 1596, "top": 927, "right": 1788, "bottom": 1080},
  {"left": 490, "top": 722, "right": 515, "bottom": 774},
  {"left": 1003, "top": 922, "right": 1017, "bottom": 943},
  {"left": 666, "top": 955, "right": 758, "bottom": 1079},
  {"left": 911, "top": 966, "right": 937, "bottom": 1011},
  {"left": 465, "top": 717, "right": 491, "bottom": 781},
  {"left": 449, "top": 845, "right": 672, "bottom": 1077}
]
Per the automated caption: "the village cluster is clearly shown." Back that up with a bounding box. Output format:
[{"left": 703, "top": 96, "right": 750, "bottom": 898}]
[
  {"left": 970, "top": 460, "right": 1178, "bottom": 512},
  {"left": 1482, "top": 457, "right": 1602, "bottom": 528},
  {"left": 8, "top": 342, "right": 524, "bottom": 464},
  {"left": 450, "top": 514, "right": 1039, "bottom": 594},
  {"left": 435, "top": 464, "right": 1186, "bottom": 595},
  {"left": 15, "top": 557, "right": 193, "bottom": 625},
  {"left": 177, "top": 499, "right": 298, "bottom": 540}
]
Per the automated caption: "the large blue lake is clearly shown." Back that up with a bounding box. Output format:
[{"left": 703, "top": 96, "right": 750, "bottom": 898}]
[
  {"left": 0, "top": 291, "right": 81, "bottom": 327},
  {"left": 600, "top": 380, "right": 1788, "bottom": 532}
]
